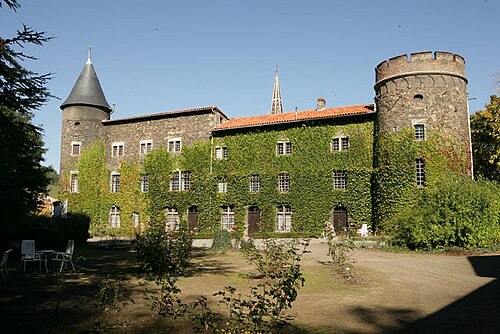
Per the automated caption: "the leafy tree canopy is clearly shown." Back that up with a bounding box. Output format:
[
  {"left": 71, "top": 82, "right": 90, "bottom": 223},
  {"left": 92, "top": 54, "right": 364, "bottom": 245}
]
[
  {"left": 0, "top": 0, "right": 52, "bottom": 226},
  {"left": 471, "top": 95, "right": 500, "bottom": 182}
]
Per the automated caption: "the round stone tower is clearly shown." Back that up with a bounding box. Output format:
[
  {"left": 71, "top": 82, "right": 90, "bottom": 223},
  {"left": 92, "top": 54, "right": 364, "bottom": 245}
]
[
  {"left": 374, "top": 51, "right": 471, "bottom": 171},
  {"left": 59, "top": 49, "right": 112, "bottom": 186}
]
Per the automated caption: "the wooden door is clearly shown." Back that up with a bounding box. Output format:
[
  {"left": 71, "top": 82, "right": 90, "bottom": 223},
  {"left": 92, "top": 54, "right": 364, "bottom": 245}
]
[
  {"left": 247, "top": 206, "right": 260, "bottom": 235},
  {"left": 332, "top": 207, "right": 348, "bottom": 233},
  {"left": 187, "top": 207, "right": 198, "bottom": 231}
]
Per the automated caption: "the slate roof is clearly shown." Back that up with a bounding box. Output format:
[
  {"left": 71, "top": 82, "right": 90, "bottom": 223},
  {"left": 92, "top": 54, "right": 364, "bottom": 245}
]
[
  {"left": 213, "top": 104, "right": 375, "bottom": 132},
  {"left": 61, "top": 60, "right": 112, "bottom": 112},
  {"left": 102, "top": 106, "right": 227, "bottom": 125}
]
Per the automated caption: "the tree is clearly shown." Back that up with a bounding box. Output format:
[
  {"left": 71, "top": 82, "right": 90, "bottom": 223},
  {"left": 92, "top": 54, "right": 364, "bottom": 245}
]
[
  {"left": 470, "top": 95, "right": 500, "bottom": 182},
  {"left": 0, "top": 0, "right": 52, "bottom": 230}
]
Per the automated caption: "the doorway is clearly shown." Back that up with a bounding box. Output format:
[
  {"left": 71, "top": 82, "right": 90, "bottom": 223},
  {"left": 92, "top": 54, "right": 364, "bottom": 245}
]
[{"left": 247, "top": 206, "right": 261, "bottom": 235}]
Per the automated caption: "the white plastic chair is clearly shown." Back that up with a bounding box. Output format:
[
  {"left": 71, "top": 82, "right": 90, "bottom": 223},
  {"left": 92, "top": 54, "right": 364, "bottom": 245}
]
[
  {"left": 1, "top": 249, "right": 13, "bottom": 278},
  {"left": 53, "top": 240, "right": 75, "bottom": 272},
  {"left": 358, "top": 224, "right": 369, "bottom": 237},
  {"left": 21, "top": 240, "right": 42, "bottom": 272}
]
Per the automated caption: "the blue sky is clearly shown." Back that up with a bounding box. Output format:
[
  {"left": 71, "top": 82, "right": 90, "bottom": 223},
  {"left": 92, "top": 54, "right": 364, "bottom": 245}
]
[{"left": 1, "top": 0, "right": 499, "bottom": 170}]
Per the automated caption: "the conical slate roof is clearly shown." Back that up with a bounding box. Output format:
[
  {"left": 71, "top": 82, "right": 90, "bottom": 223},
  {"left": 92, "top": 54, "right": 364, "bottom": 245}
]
[{"left": 61, "top": 55, "right": 111, "bottom": 112}]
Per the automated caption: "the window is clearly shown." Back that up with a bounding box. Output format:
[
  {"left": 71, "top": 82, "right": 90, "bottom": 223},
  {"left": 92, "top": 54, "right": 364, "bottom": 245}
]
[
  {"left": 215, "top": 146, "right": 228, "bottom": 160},
  {"left": 332, "top": 137, "right": 349, "bottom": 151},
  {"left": 111, "top": 173, "right": 121, "bottom": 193},
  {"left": 70, "top": 171, "right": 79, "bottom": 193},
  {"left": 278, "top": 173, "right": 290, "bottom": 192},
  {"left": 276, "top": 141, "right": 292, "bottom": 155},
  {"left": 140, "top": 140, "right": 153, "bottom": 155},
  {"left": 416, "top": 158, "right": 426, "bottom": 186},
  {"left": 414, "top": 124, "right": 425, "bottom": 141},
  {"left": 112, "top": 142, "right": 124, "bottom": 157},
  {"left": 333, "top": 170, "right": 347, "bottom": 190},
  {"left": 71, "top": 141, "right": 81, "bottom": 156},
  {"left": 140, "top": 174, "right": 149, "bottom": 192},
  {"left": 218, "top": 182, "right": 227, "bottom": 193},
  {"left": 170, "top": 171, "right": 190, "bottom": 191},
  {"left": 109, "top": 206, "right": 121, "bottom": 228},
  {"left": 221, "top": 206, "right": 235, "bottom": 230},
  {"left": 250, "top": 175, "right": 260, "bottom": 193},
  {"left": 165, "top": 208, "right": 179, "bottom": 231},
  {"left": 168, "top": 138, "right": 182, "bottom": 152},
  {"left": 276, "top": 205, "right": 292, "bottom": 232},
  {"left": 132, "top": 212, "right": 139, "bottom": 228}
]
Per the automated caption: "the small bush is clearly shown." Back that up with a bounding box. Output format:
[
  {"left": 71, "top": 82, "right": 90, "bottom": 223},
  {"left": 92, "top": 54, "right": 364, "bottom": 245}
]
[
  {"left": 389, "top": 178, "right": 500, "bottom": 250},
  {"left": 210, "top": 229, "right": 232, "bottom": 252},
  {"left": 136, "top": 227, "right": 193, "bottom": 277}
]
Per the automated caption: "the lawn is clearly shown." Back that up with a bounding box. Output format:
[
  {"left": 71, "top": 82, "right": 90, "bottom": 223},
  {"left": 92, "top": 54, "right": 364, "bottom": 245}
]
[{"left": 1, "top": 239, "right": 499, "bottom": 333}]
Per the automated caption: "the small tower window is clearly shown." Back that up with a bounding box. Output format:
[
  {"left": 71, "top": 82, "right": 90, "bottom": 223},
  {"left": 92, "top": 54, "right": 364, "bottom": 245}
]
[
  {"left": 70, "top": 171, "right": 79, "bottom": 193},
  {"left": 71, "top": 141, "right": 82, "bottom": 156},
  {"left": 416, "top": 159, "right": 426, "bottom": 187},
  {"left": 414, "top": 124, "right": 425, "bottom": 141},
  {"left": 414, "top": 94, "right": 424, "bottom": 101}
]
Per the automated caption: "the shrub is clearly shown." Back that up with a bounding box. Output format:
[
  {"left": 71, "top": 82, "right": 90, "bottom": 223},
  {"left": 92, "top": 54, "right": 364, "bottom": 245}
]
[
  {"left": 210, "top": 229, "right": 232, "bottom": 252},
  {"left": 136, "top": 227, "right": 193, "bottom": 277},
  {"left": 389, "top": 178, "right": 500, "bottom": 250}
]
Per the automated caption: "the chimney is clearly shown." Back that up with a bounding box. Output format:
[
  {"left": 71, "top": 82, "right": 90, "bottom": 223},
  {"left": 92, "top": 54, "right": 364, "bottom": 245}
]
[{"left": 317, "top": 97, "right": 326, "bottom": 111}]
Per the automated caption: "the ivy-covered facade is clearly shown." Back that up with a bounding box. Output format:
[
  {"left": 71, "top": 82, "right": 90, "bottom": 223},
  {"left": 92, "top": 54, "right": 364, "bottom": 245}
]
[{"left": 59, "top": 51, "right": 473, "bottom": 236}]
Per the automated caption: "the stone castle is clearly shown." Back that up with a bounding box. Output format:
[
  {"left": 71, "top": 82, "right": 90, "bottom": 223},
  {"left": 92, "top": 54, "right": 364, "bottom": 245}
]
[{"left": 59, "top": 50, "right": 472, "bottom": 234}]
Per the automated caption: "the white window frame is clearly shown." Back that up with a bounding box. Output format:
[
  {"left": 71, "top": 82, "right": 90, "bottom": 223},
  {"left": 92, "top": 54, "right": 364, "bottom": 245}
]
[
  {"left": 416, "top": 158, "right": 426, "bottom": 187},
  {"left": 221, "top": 206, "right": 235, "bottom": 230},
  {"left": 333, "top": 170, "right": 347, "bottom": 190},
  {"left": 140, "top": 174, "right": 149, "bottom": 192},
  {"left": 278, "top": 173, "right": 290, "bottom": 192},
  {"left": 70, "top": 171, "right": 79, "bottom": 193},
  {"left": 140, "top": 140, "right": 153, "bottom": 155},
  {"left": 167, "top": 137, "right": 182, "bottom": 152},
  {"left": 71, "top": 141, "right": 82, "bottom": 156},
  {"left": 215, "top": 146, "right": 228, "bottom": 160},
  {"left": 112, "top": 142, "right": 125, "bottom": 157},
  {"left": 218, "top": 181, "right": 228, "bottom": 193},
  {"left": 110, "top": 172, "right": 121, "bottom": 193},
  {"left": 276, "top": 141, "right": 292, "bottom": 156},
  {"left": 332, "top": 136, "right": 349, "bottom": 152},
  {"left": 250, "top": 175, "right": 260, "bottom": 193},
  {"left": 132, "top": 212, "right": 139, "bottom": 228},
  {"left": 165, "top": 208, "right": 180, "bottom": 231},
  {"left": 276, "top": 205, "right": 292, "bottom": 233},
  {"left": 170, "top": 170, "right": 190, "bottom": 191},
  {"left": 109, "top": 206, "right": 121, "bottom": 228}
]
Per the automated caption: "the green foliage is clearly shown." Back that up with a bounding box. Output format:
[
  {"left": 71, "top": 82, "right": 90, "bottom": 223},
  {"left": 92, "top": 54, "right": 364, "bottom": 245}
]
[
  {"left": 210, "top": 229, "right": 232, "bottom": 252},
  {"left": 136, "top": 227, "right": 193, "bottom": 277},
  {"left": 388, "top": 177, "right": 500, "bottom": 250},
  {"left": 373, "top": 129, "right": 470, "bottom": 230},
  {"left": 327, "top": 233, "right": 356, "bottom": 281},
  {"left": 471, "top": 95, "right": 500, "bottom": 181},
  {"left": 0, "top": 10, "right": 52, "bottom": 229}
]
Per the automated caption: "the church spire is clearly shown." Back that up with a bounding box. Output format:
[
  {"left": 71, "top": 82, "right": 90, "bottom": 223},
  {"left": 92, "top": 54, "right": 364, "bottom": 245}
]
[{"left": 270, "top": 65, "right": 283, "bottom": 114}]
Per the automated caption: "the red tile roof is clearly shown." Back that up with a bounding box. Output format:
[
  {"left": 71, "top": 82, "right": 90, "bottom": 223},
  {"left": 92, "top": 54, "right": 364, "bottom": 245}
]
[{"left": 213, "top": 104, "right": 375, "bottom": 131}]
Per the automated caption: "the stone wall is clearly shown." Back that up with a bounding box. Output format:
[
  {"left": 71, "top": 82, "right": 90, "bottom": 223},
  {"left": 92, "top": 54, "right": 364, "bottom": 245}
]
[{"left": 103, "top": 109, "right": 223, "bottom": 171}]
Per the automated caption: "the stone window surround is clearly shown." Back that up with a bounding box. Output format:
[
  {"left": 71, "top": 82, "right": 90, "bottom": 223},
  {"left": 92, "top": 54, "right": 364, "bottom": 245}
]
[
  {"left": 140, "top": 174, "right": 149, "bottom": 192},
  {"left": 249, "top": 174, "right": 260, "bottom": 193},
  {"left": 165, "top": 207, "right": 180, "bottom": 231},
  {"left": 139, "top": 140, "right": 153, "bottom": 155},
  {"left": 170, "top": 170, "right": 191, "bottom": 191},
  {"left": 110, "top": 171, "right": 121, "bottom": 193},
  {"left": 112, "top": 142, "right": 125, "bottom": 157},
  {"left": 276, "top": 140, "right": 292, "bottom": 155},
  {"left": 168, "top": 137, "right": 182, "bottom": 152},
  {"left": 278, "top": 172, "right": 290, "bottom": 192},
  {"left": 215, "top": 146, "right": 228, "bottom": 160},
  {"left": 333, "top": 170, "right": 347, "bottom": 190},
  {"left": 71, "top": 141, "right": 82, "bottom": 156},
  {"left": 109, "top": 206, "right": 121, "bottom": 228},
  {"left": 412, "top": 119, "right": 427, "bottom": 141},
  {"left": 218, "top": 181, "right": 228, "bottom": 193},
  {"left": 69, "top": 170, "right": 79, "bottom": 193},
  {"left": 331, "top": 136, "right": 349, "bottom": 152},
  {"left": 221, "top": 205, "right": 235, "bottom": 230},
  {"left": 276, "top": 205, "right": 292, "bottom": 233}
]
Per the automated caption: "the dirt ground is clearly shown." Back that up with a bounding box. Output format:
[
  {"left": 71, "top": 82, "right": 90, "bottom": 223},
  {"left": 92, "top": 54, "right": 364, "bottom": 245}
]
[{"left": 1, "top": 239, "right": 499, "bottom": 333}]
